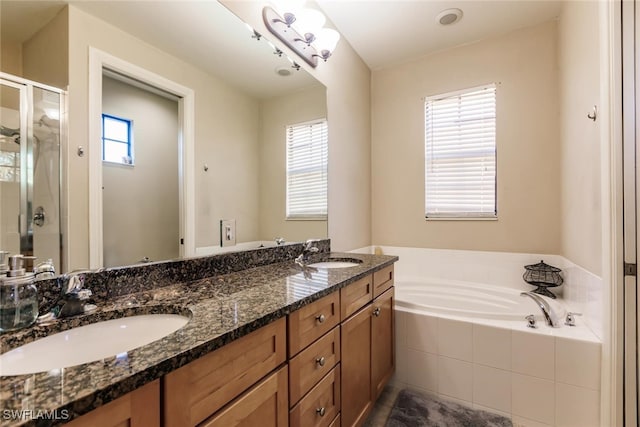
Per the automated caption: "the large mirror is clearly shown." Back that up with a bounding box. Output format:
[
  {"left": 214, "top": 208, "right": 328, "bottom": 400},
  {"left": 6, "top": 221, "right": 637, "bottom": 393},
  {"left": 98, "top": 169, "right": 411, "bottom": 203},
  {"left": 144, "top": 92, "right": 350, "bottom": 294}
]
[{"left": 0, "top": 1, "right": 328, "bottom": 271}]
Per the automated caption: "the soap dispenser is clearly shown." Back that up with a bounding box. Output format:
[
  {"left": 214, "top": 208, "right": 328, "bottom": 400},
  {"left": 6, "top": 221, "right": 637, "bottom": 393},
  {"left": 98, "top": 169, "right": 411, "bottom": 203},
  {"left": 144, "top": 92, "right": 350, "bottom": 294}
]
[{"left": 0, "top": 254, "right": 39, "bottom": 333}]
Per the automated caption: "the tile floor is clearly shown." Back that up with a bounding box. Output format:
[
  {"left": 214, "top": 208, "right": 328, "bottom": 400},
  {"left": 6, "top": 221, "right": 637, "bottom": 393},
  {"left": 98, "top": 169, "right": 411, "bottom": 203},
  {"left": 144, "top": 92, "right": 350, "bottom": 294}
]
[{"left": 364, "top": 385, "right": 401, "bottom": 427}]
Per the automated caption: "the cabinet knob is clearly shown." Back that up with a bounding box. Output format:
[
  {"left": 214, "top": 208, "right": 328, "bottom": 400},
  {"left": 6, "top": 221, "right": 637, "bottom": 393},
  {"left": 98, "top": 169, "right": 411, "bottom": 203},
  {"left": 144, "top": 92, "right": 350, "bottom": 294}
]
[
  {"left": 372, "top": 307, "right": 381, "bottom": 317},
  {"left": 316, "top": 407, "right": 326, "bottom": 417},
  {"left": 316, "top": 314, "right": 326, "bottom": 324},
  {"left": 316, "top": 356, "right": 326, "bottom": 367}
]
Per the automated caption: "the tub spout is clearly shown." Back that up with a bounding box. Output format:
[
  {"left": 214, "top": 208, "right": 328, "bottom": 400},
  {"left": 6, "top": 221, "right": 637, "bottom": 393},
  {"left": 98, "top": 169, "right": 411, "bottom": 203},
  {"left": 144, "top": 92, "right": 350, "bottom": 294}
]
[{"left": 520, "top": 292, "right": 561, "bottom": 328}]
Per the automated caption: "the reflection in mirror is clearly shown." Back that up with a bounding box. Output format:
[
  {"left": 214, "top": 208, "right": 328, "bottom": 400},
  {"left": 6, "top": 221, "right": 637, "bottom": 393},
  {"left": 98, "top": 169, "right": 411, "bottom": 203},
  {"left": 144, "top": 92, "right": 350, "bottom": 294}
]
[
  {"left": 0, "top": 74, "right": 62, "bottom": 273},
  {"left": 0, "top": 0, "right": 328, "bottom": 272}
]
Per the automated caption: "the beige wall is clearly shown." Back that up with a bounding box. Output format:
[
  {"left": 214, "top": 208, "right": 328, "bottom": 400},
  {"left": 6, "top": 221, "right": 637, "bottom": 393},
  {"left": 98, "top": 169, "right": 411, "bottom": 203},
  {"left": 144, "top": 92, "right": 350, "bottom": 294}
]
[
  {"left": 0, "top": 41, "right": 23, "bottom": 76},
  {"left": 558, "top": 2, "right": 602, "bottom": 276},
  {"left": 102, "top": 76, "right": 179, "bottom": 267},
  {"left": 370, "top": 21, "right": 561, "bottom": 255},
  {"left": 258, "top": 84, "right": 327, "bottom": 242},
  {"left": 222, "top": 1, "right": 372, "bottom": 251},
  {"left": 67, "top": 5, "right": 261, "bottom": 269},
  {"left": 22, "top": 7, "right": 68, "bottom": 89}
]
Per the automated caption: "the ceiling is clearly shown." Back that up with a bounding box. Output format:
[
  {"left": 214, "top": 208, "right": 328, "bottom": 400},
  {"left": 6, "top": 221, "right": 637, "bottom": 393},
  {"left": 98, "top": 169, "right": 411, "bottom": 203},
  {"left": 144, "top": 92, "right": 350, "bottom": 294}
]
[
  {"left": 316, "top": 0, "right": 563, "bottom": 70},
  {"left": 1, "top": 0, "right": 563, "bottom": 82}
]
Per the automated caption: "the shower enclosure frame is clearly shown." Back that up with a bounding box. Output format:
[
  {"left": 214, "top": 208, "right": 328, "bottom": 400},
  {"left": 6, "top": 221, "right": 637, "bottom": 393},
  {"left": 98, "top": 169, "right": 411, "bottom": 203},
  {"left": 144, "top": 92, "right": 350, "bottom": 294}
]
[{"left": 0, "top": 71, "right": 66, "bottom": 273}]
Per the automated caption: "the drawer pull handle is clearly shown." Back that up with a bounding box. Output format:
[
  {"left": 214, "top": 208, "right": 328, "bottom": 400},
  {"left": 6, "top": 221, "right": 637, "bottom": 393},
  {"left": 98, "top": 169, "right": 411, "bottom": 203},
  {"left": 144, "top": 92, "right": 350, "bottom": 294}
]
[
  {"left": 316, "top": 407, "right": 326, "bottom": 417},
  {"left": 373, "top": 307, "right": 381, "bottom": 317},
  {"left": 316, "top": 314, "right": 326, "bottom": 324},
  {"left": 316, "top": 356, "right": 326, "bottom": 367}
]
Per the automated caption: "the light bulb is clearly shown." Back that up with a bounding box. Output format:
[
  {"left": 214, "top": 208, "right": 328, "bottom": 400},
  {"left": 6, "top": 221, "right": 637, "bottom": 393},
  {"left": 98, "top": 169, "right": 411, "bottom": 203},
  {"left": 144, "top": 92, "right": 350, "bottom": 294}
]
[
  {"left": 271, "top": 0, "right": 306, "bottom": 17},
  {"left": 292, "top": 8, "right": 325, "bottom": 35},
  {"left": 313, "top": 28, "right": 340, "bottom": 56}
]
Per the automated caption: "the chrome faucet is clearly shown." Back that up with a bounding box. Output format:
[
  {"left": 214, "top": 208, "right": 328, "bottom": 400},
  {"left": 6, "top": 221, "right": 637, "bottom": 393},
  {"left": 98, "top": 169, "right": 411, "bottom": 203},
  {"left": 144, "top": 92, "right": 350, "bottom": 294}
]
[
  {"left": 295, "top": 239, "right": 320, "bottom": 268},
  {"left": 520, "top": 291, "right": 561, "bottom": 328},
  {"left": 55, "top": 269, "right": 100, "bottom": 318}
]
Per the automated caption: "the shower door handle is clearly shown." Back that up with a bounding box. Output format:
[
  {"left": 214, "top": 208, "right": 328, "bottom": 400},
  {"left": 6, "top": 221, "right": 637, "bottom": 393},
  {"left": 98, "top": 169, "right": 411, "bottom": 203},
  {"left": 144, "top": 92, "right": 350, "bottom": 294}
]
[{"left": 33, "top": 206, "right": 45, "bottom": 227}]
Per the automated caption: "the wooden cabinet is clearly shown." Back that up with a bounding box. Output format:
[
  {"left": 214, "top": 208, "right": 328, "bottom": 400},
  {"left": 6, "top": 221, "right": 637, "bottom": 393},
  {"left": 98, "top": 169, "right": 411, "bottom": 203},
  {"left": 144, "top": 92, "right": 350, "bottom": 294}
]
[
  {"left": 65, "top": 380, "right": 159, "bottom": 427},
  {"left": 163, "top": 317, "right": 286, "bottom": 427},
  {"left": 288, "top": 292, "right": 340, "bottom": 357},
  {"left": 371, "top": 287, "right": 395, "bottom": 401},
  {"left": 341, "top": 305, "right": 373, "bottom": 427},
  {"left": 200, "top": 366, "right": 288, "bottom": 427},
  {"left": 108, "top": 263, "right": 393, "bottom": 427},
  {"left": 341, "top": 266, "right": 395, "bottom": 427},
  {"left": 340, "top": 275, "right": 373, "bottom": 320},
  {"left": 373, "top": 265, "right": 394, "bottom": 298},
  {"left": 289, "top": 326, "right": 341, "bottom": 405},
  {"left": 289, "top": 365, "right": 340, "bottom": 427}
]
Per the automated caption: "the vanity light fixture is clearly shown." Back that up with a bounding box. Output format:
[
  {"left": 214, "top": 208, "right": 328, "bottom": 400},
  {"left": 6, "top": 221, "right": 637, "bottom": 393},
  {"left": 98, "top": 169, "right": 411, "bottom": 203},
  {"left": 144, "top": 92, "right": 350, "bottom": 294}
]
[{"left": 262, "top": 5, "right": 340, "bottom": 68}]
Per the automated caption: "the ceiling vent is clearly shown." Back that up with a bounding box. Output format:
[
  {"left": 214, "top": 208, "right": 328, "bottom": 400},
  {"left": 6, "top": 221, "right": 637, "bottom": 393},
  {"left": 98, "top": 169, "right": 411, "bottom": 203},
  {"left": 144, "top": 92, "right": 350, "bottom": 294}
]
[{"left": 436, "top": 8, "right": 463, "bottom": 26}]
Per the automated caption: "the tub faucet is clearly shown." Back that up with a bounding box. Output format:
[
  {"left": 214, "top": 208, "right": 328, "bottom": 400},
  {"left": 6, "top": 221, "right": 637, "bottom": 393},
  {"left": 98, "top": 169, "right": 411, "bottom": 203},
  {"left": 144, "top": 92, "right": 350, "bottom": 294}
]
[{"left": 520, "top": 291, "right": 561, "bottom": 328}]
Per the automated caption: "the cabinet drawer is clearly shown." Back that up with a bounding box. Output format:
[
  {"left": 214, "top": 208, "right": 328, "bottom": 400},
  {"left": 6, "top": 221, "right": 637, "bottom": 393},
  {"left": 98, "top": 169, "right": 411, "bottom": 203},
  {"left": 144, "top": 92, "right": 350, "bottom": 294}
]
[
  {"left": 66, "top": 380, "right": 159, "bottom": 427},
  {"left": 340, "top": 275, "right": 373, "bottom": 320},
  {"left": 289, "top": 326, "right": 341, "bottom": 405},
  {"left": 289, "top": 292, "right": 340, "bottom": 356},
  {"left": 163, "top": 317, "right": 286, "bottom": 427},
  {"left": 289, "top": 364, "right": 341, "bottom": 427},
  {"left": 200, "top": 365, "right": 288, "bottom": 427},
  {"left": 373, "top": 265, "right": 394, "bottom": 298}
]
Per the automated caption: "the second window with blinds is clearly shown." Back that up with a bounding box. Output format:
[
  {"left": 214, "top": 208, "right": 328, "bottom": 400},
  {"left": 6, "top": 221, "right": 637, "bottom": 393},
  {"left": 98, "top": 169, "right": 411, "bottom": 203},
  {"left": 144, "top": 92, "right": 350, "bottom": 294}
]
[
  {"left": 286, "top": 119, "right": 328, "bottom": 220},
  {"left": 424, "top": 84, "right": 497, "bottom": 219}
]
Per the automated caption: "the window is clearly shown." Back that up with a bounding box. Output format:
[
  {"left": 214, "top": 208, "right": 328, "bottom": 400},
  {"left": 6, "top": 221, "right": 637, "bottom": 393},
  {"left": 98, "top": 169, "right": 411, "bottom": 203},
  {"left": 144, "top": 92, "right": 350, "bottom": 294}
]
[
  {"left": 286, "top": 119, "right": 328, "bottom": 220},
  {"left": 424, "top": 84, "right": 496, "bottom": 219},
  {"left": 0, "top": 148, "right": 19, "bottom": 183},
  {"left": 102, "top": 114, "right": 133, "bottom": 165}
]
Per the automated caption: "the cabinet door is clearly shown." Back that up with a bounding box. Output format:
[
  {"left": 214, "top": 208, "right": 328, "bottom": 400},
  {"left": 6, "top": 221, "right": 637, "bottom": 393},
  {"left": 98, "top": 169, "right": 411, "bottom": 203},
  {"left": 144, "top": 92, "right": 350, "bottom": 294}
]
[
  {"left": 371, "top": 287, "right": 394, "bottom": 401},
  {"left": 200, "top": 366, "right": 288, "bottom": 427},
  {"left": 340, "top": 305, "right": 372, "bottom": 427},
  {"left": 65, "top": 380, "right": 159, "bottom": 427},
  {"left": 163, "top": 318, "right": 286, "bottom": 427}
]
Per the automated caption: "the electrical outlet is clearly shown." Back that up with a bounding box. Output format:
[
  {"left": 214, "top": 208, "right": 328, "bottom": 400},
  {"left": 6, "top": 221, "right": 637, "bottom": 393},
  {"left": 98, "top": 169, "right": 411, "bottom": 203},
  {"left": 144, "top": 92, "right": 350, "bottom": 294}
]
[{"left": 220, "top": 219, "right": 236, "bottom": 247}]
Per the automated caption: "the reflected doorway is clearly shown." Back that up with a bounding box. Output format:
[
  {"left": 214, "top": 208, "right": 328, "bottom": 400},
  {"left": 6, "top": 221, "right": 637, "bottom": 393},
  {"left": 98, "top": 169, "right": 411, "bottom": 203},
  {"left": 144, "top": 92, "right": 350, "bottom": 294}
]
[{"left": 101, "top": 73, "right": 180, "bottom": 267}]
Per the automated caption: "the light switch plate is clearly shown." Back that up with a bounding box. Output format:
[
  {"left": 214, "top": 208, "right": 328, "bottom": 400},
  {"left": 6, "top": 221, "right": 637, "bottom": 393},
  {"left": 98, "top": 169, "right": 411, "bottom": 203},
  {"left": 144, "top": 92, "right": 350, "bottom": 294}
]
[{"left": 220, "top": 219, "right": 236, "bottom": 247}]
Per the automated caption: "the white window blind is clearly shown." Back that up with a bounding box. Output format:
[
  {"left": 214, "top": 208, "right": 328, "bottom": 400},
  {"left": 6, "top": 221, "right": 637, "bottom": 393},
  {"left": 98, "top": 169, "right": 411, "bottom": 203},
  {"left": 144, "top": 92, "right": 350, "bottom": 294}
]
[
  {"left": 286, "top": 119, "right": 328, "bottom": 219},
  {"left": 425, "top": 84, "right": 497, "bottom": 218}
]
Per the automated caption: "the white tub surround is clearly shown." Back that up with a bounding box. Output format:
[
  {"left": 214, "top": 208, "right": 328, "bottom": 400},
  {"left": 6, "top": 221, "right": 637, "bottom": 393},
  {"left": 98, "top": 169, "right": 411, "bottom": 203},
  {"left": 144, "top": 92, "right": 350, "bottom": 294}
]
[
  {"left": 394, "top": 307, "right": 601, "bottom": 426},
  {"left": 352, "top": 245, "right": 604, "bottom": 340},
  {"left": 350, "top": 246, "right": 603, "bottom": 426}
]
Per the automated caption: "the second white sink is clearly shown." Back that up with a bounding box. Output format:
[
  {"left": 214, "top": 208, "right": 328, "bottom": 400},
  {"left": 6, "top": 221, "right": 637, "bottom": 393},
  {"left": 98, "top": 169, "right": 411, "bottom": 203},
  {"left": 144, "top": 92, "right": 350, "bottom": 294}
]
[
  {"left": 308, "top": 258, "right": 362, "bottom": 269},
  {"left": 0, "top": 313, "right": 189, "bottom": 376}
]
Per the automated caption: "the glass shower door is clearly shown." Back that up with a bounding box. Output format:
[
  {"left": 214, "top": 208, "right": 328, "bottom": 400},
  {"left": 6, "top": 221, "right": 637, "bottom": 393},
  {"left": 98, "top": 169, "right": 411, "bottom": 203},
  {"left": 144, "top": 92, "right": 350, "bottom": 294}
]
[{"left": 0, "top": 76, "right": 61, "bottom": 272}]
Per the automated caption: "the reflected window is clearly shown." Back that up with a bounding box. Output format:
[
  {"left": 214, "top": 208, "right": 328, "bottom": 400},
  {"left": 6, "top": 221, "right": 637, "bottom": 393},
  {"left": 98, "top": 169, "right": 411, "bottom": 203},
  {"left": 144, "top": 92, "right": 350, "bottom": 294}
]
[
  {"left": 286, "top": 119, "right": 328, "bottom": 220},
  {"left": 102, "top": 114, "right": 133, "bottom": 165},
  {"left": 425, "top": 84, "right": 497, "bottom": 219},
  {"left": 0, "top": 149, "right": 19, "bottom": 182}
]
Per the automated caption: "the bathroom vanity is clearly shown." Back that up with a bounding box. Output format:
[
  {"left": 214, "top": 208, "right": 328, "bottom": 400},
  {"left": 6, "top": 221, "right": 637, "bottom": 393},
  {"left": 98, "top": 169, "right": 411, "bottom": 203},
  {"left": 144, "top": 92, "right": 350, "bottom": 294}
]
[{"left": 0, "top": 242, "right": 397, "bottom": 427}]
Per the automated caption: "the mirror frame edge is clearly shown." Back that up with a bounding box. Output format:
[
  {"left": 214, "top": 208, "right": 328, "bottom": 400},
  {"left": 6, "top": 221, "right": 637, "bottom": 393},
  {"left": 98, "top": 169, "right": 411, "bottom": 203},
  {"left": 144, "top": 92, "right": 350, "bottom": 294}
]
[{"left": 87, "top": 47, "right": 196, "bottom": 269}]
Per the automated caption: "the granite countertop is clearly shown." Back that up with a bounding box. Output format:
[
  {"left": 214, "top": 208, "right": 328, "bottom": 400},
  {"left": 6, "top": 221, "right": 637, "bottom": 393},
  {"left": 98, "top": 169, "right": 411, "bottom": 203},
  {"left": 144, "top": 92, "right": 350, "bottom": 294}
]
[{"left": 0, "top": 252, "right": 397, "bottom": 426}]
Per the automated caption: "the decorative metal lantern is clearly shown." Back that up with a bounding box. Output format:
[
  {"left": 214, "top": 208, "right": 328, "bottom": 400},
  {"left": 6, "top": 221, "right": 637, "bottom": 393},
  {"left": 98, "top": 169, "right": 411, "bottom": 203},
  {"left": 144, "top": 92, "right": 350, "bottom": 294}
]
[{"left": 522, "top": 260, "right": 563, "bottom": 299}]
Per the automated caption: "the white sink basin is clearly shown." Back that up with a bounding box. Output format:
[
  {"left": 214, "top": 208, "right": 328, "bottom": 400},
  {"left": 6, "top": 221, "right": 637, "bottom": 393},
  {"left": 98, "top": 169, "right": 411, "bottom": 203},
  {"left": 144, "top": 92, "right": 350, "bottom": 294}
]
[
  {"left": 308, "top": 259, "right": 362, "bottom": 269},
  {"left": 0, "top": 313, "right": 189, "bottom": 376}
]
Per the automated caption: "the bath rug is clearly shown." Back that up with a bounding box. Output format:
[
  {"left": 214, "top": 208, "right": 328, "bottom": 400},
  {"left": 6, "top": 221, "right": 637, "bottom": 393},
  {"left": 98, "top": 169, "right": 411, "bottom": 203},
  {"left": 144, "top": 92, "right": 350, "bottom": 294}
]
[{"left": 385, "top": 389, "right": 513, "bottom": 427}]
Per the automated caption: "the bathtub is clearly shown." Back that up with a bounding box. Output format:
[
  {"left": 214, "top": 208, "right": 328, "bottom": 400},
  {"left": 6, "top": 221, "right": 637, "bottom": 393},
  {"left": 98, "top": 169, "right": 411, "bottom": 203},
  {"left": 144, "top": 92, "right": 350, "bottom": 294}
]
[
  {"left": 395, "top": 277, "right": 567, "bottom": 322},
  {"left": 392, "top": 276, "right": 602, "bottom": 426}
]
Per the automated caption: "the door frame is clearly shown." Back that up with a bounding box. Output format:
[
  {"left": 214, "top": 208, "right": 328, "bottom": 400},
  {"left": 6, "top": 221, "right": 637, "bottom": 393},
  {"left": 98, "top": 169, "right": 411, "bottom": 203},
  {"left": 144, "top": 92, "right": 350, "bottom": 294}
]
[{"left": 88, "top": 47, "right": 195, "bottom": 268}]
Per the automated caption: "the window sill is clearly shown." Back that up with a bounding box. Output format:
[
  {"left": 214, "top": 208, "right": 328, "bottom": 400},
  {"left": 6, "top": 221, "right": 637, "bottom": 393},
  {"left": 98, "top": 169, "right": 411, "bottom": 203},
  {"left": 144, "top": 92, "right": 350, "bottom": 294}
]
[
  {"left": 425, "top": 216, "right": 497, "bottom": 221},
  {"left": 286, "top": 216, "right": 327, "bottom": 221}
]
